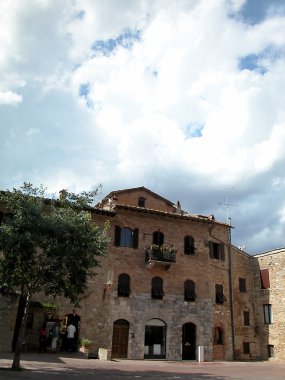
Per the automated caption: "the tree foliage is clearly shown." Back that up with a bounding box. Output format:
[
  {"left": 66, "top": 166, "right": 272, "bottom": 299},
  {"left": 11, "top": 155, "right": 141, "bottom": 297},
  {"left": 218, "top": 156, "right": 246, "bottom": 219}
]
[{"left": 0, "top": 183, "right": 109, "bottom": 368}]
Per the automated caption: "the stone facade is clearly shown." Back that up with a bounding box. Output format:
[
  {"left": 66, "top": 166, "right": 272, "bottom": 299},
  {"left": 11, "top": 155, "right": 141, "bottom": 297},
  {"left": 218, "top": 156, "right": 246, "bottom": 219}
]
[{"left": 0, "top": 187, "right": 284, "bottom": 361}]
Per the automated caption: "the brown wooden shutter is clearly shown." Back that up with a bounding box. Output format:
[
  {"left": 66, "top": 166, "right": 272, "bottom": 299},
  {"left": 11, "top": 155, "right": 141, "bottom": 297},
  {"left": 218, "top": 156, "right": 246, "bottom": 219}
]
[
  {"left": 220, "top": 244, "right": 225, "bottom": 260},
  {"left": 260, "top": 269, "right": 270, "bottom": 289},
  {"left": 209, "top": 241, "right": 214, "bottom": 258},
  {"left": 132, "top": 228, "right": 139, "bottom": 249},
  {"left": 114, "top": 225, "right": 121, "bottom": 246}
]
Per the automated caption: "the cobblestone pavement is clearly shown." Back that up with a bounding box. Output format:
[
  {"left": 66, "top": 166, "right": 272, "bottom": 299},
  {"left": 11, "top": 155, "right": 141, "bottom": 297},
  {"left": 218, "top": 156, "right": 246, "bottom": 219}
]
[{"left": 0, "top": 353, "right": 285, "bottom": 380}]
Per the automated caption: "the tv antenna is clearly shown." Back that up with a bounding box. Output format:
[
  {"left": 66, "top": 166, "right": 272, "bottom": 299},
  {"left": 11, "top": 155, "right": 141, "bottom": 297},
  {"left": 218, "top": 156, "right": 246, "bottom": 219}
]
[{"left": 218, "top": 187, "right": 236, "bottom": 224}]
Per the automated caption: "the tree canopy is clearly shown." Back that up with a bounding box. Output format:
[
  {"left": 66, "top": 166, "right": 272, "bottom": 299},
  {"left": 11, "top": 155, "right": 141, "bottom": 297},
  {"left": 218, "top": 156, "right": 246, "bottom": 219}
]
[{"left": 0, "top": 183, "right": 110, "bottom": 369}]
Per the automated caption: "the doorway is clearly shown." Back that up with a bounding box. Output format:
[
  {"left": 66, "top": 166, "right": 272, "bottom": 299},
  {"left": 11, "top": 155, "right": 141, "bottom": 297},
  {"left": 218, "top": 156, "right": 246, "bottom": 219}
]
[
  {"left": 144, "top": 319, "right": 166, "bottom": 359},
  {"left": 182, "top": 322, "right": 196, "bottom": 360},
  {"left": 111, "top": 319, "right": 129, "bottom": 358}
]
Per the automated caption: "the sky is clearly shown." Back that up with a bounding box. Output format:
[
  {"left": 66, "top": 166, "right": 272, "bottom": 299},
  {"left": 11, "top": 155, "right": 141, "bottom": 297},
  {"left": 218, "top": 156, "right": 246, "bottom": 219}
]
[{"left": 1, "top": 0, "right": 285, "bottom": 255}]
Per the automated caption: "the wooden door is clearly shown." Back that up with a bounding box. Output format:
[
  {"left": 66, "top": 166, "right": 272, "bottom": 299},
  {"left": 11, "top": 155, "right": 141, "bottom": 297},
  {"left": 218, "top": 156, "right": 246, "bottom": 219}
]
[{"left": 111, "top": 320, "right": 129, "bottom": 358}]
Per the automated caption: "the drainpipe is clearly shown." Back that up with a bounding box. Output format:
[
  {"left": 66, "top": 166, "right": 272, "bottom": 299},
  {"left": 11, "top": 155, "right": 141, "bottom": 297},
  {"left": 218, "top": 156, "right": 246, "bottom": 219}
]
[{"left": 228, "top": 218, "right": 235, "bottom": 359}]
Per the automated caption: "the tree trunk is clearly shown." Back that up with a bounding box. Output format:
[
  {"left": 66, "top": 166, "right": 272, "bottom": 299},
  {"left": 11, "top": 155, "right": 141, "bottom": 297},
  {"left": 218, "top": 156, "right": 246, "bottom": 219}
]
[{"left": 12, "top": 291, "right": 31, "bottom": 370}]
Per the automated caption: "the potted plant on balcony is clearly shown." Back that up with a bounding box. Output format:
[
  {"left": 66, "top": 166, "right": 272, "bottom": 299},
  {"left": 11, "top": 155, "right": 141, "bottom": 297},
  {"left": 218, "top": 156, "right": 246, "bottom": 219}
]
[{"left": 80, "top": 338, "right": 92, "bottom": 358}]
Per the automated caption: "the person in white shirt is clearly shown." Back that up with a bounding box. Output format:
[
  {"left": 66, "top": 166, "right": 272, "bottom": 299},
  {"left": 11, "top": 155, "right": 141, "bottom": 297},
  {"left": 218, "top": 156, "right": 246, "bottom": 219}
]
[{"left": 67, "top": 323, "right": 76, "bottom": 352}]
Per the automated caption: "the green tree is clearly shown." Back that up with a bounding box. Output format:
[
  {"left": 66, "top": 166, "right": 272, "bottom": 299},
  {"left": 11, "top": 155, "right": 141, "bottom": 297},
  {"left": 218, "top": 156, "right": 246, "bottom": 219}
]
[{"left": 0, "top": 183, "right": 109, "bottom": 370}]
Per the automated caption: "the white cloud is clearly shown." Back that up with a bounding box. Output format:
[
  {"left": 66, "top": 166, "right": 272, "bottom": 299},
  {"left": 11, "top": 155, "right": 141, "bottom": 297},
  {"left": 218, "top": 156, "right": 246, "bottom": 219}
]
[{"left": 0, "top": 90, "right": 22, "bottom": 105}]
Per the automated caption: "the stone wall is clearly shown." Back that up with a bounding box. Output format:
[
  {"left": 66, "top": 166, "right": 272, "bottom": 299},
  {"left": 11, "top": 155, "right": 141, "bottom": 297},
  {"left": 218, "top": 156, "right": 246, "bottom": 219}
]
[{"left": 0, "top": 293, "right": 19, "bottom": 352}]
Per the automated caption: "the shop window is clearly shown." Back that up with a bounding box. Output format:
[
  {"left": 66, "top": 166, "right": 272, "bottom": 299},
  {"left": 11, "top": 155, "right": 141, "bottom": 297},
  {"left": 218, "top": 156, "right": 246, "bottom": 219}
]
[
  {"left": 260, "top": 269, "right": 270, "bottom": 289},
  {"left": 138, "top": 197, "right": 146, "bottom": 207},
  {"left": 184, "top": 280, "right": 196, "bottom": 302},
  {"left": 243, "top": 342, "right": 250, "bottom": 354},
  {"left": 214, "top": 327, "right": 224, "bottom": 345},
  {"left": 117, "top": 273, "right": 130, "bottom": 297},
  {"left": 152, "top": 231, "right": 164, "bottom": 247},
  {"left": 209, "top": 241, "right": 225, "bottom": 260},
  {"left": 215, "top": 284, "right": 226, "bottom": 304},
  {"left": 114, "top": 225, "right": 139, "bottom": 248},
  {"left": 184, "top": 236, "right": 195, "bottom": 255},
  {"left": 151, "top": 277, "right": 164, "bottom": 299},
  {"left": 239, "top": 278, "right": 246, "bottom": 292},
  {"left": 263, "top": 304, "right": 273, "bottom": 324},
  {"left": 243, "top": 311, "right": 250, "bottom": 326}
]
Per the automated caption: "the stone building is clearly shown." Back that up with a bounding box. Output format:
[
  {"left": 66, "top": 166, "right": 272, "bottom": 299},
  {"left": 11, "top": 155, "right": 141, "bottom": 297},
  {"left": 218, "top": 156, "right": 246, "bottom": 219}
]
[{"left": 0, "top": 187, "right": 284, "bottom": 361}]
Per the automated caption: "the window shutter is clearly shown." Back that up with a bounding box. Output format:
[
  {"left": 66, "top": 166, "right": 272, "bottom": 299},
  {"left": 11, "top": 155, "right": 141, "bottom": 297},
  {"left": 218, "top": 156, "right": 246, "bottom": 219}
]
[
  {"left": 114, "top": 225, "right": 121, "bottom": 246},
  {"left": 260, "top": 269, "right": 270, "bottom": 289},
  {"left": 132, "top": 228, "right": 139, "bottom": 249},
  {"left": 220, "top": 244, "right": 225, "bottom": 260},
  {"left": 209, "top": 241, "right": 214, "bottom": 258}
]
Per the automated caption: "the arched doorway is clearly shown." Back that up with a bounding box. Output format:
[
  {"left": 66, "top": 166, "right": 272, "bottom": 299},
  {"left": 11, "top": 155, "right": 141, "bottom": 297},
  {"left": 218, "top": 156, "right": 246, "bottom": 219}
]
[
  {"left": 111, "top": 319, "right": 129, "bottom": 358},
  {"left": 182, "top": 322, "right": 196, "bottom": 360},
  {"left": 144, "top": 319, "right": 166, "bottom": 359}
]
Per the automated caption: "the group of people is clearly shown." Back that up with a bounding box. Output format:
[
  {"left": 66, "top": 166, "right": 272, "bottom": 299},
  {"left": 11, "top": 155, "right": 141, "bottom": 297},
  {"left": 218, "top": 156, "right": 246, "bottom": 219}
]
[{"left": 39, "top": 321, "right": 78, "bottom": 353}]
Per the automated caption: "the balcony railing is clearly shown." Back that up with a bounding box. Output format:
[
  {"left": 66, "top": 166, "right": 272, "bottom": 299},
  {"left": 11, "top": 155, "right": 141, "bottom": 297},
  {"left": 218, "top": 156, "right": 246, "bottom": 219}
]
[{"left": 145, "top": 245, "right": 176, "bottom": 267}]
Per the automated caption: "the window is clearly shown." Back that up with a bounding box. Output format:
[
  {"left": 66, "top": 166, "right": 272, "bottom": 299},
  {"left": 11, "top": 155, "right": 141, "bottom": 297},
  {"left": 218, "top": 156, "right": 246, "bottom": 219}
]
[
  {"left": 117, "top": 273, "right": 130, "bottom": 297},
  {"left": 209, "top": 241, "right": 225, "bottom": 260},
  {"left": 239, "top": 278, "right": 246, "bottom": 292},
  {"left": 243, "top": 311, "right": 250, "bottom": 326},
  {"left": 263, "top": 304, "right": 273, "bottom": 324},
  {"left": 151, "top": 277, "right": 164, "bottom": 299},
  {"left": 114, "top": 225, "right": 139, "bottom": 248},
  {"left": 215, "top": 284, "right": 226, "bottom": 304},
  {"left": 152, "top": 231, "right": 164, "bottom": 247},
  {"left": 184, "top": 236, "right": 195, "bottom": 255},
  {"left": 214, "top": 327, "right": 224, "bottom": 345},
  {"left": 243, "top": 342, "right": 250, "bottom": 355},
  {"left": 184, "top": 280, "right": 196, "bottom": 301},
  {"left": 260, "top": 269, "right": 270, "bottom": 289},
  {"left": 138, "top": 197, "right": 146, "bottom": 207}
]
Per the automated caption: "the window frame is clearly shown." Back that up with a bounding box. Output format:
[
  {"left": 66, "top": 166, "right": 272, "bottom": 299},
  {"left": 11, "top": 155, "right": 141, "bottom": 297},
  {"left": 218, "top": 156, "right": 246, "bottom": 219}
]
[
  {"left": 215, "top": 284, "right": 226, "bottom": 304},
  {"left": 117, "top": 273, "right": 131, "bottom": 297},
  {"left": 114, "top": 225, "right": 139, "bottom": 249},
  {"left": 184, "top": 235, "right": 195, "bottom": 255},
  {"left": 151, "top": 277, "right": 164, "bottom": 300},
  {"left": 243, "top": 310, "right": 250, "bottom": 326},
  {"left": 209, "top": 241, "right": 225, "bottom": 261},
  {"left": 243, "top": 342, "right": 250, "bottom": 355},
  {"left": 239, "top": 278, "right": 246, "bottom": 293},
  {"left": 184, "top": 279, "right": 196, "bottom": 302},
  {"left": 263, "top": 304, "right": 273, "bottom": 324}
]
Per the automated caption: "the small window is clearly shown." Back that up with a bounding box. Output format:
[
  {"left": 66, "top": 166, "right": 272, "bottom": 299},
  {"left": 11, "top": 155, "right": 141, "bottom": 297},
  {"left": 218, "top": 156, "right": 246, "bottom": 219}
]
[
  {"left": 243, "top": 342, "right": 250, "bottom": 354},
  {"left": 152, "top": 231, "right": 164, "bottom": 247},
  {"left": 184, "top": 236, "right": 195, "bottom": 255},
  {"left": 263, "top": 304, "right": 273, "bottom": 324},
  {"left": 243, "top": 311, "right": 250, "bottom": 326},
  {"left": 114, "top": 225, "right": 139, "bottom": 248},
  {"left": 117, "top": 273, "right": 130, "bottom": 297},
  {"left": 209, "top": 241, "right": 225, "bottom": 260},
  {"left": 239, "top": 278, "right": 246, "bottom": 292},
  {"left": 138, "top": 197, "right": 146, "bottom": 207},
  {"left": 184, "top": 280, "right": 196, "bottom": 302},
  {"left": 214, "top": 327, "right": 224, "bottom": 345},
  {"left": 151, "top": 277, "right": 164, "bottom": 299},
  {"left": 215, "top": 284, "right": 226, "bottom": 304},
  {"left": 260, "top": 269, "right": 270, "bottom": 289}
]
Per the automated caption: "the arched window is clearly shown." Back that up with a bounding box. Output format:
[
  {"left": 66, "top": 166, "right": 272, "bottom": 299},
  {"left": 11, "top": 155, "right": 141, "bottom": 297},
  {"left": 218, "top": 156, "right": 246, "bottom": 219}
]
[
  {"left": 151, "top": 277, "right": 164, "bottom": 299},
  {"left": 153, "top": 231, "right": 164, "bottom": 247},
  {"left": 214, "top": 326, "right": 224, "bottom": 345},
  {"left": 184, "top": 280, "right": 196, "bottom": 302},
  {"left": 184, "top": 236, "right": 195, "bottom": 255},
  {"left": 117, "top": 273, "right": 130, "bottom": 297}
]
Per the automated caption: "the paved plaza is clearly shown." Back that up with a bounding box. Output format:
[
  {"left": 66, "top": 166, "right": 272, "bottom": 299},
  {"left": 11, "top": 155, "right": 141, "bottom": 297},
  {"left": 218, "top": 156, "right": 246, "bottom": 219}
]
[{"left": 0, "top": 353, "right": 285, "bottom": 380}]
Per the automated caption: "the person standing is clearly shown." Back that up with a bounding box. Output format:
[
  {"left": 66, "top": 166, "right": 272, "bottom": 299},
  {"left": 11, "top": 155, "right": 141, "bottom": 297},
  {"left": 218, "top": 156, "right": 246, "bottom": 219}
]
[
  {"left": 67, "top": 323, "right": 76, "bottom": 352},
  {"left": 39, "top": 324, "right": 47, "bottom": 353}
]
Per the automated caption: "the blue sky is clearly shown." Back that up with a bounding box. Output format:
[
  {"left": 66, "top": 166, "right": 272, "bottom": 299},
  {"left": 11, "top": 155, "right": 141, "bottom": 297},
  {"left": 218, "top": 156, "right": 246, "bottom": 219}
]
[{"left": 1, "top": 0, "right": 285, "bottom": 254}]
